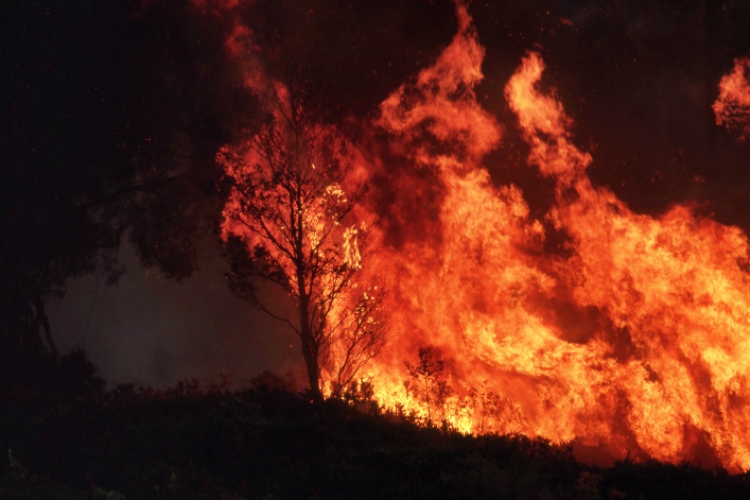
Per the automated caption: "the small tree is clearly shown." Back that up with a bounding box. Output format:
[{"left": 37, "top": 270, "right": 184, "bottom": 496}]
[
  {"left": 220, "top": 87, "right": 386, "bottom": 401},
  {"left": 405, "top": 346, "right": 452, "bottom": 424}
]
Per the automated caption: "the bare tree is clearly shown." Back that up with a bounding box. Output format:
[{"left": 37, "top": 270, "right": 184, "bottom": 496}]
[
  {"left": 220, "top": 88, "right": 386, "bottom": 401},
  {"left": 405, "top": 346, "right": 452, "bottom": 425},
  {"left": 327, "top": 273, "right": 388, "bottom": 397}
]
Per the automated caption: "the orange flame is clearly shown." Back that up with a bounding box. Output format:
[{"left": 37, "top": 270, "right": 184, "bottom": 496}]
[
  {"left": 359, "top": 10, "right": 750, "bottom": 472},
  {"left": 714, "top": 56, "right": 750, "bottom": 140},
  {"left": 218, "top": 1, "right": 750, "bottom": 471}
]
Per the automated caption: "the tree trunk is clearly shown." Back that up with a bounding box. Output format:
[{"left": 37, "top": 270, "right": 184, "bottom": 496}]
[
  {"left": 302, "top": 335, "right": 322, "bottom": 402},
  {"left": 34, "top": 296, "right": 60, "bottom": 366},
  {"left": 298, "top": 296, "right": 322, "bottom": 402}
]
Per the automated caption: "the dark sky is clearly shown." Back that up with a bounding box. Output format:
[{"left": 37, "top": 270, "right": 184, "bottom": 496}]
[{"left": 11, "top": 0, "right": 750, "bottom": 387}]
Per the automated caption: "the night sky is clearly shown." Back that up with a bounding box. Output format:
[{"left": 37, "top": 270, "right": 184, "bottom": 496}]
[{"left": 6, "top": 0, "right": 750, "bottom": 387}]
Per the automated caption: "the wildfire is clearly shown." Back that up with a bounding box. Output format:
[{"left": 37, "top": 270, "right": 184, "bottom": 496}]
[
  {"left": 359, "top": 7, "right": 750, "bottom": 472},
  {"left": 216, "top": 0, "right": 750, "bottom": 471},
  {"left": 714, "top": 56, "right": 750, "bottom": 140}
]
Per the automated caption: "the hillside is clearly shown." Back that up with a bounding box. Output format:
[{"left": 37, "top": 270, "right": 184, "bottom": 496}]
[{"left": 2, "top": 379, "right": 750, "bottom": 500}]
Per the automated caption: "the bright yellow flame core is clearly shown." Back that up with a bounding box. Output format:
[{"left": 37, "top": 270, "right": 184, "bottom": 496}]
[
  {"left": 218, "top": 0, "right": 750, "bottom": 471},
  {"left": 356, "top": 18, "right": 750, "bottom": 472}
]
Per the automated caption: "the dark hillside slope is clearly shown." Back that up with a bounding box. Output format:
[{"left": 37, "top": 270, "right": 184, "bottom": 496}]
[{"left": 1, "top": 382, "right": 749, "bottom": 499}]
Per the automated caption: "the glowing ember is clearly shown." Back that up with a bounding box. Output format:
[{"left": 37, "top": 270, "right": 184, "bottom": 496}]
[
  {"left": 219, "top": 1, "right": 750, "bottom": 471},
  {"left": 714, "top": 56, "right": 750, "bottom": 140}
]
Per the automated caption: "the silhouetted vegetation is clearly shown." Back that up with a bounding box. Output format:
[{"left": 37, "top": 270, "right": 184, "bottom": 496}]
[
  {"left": 1, "top": 0, "right": 260, "bottom": 397},
  {"left": 0, "top": 348, "right": 105, "bottom": 400},
  {"left": 404, "top": 346, "right": 452, "bottom": 425},
  {"left": 2, "top": 376, "right": 750, "bottom": 499}
]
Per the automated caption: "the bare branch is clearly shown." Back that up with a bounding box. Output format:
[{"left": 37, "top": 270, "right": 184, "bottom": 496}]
[{"left": 220, "top": 84, "right": 387, "bottom": 402}]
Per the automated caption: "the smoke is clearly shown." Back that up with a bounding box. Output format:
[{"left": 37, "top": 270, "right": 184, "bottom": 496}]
[
  {"left": 45, "top": 0, "right": 459, "bottom": 387},
  {"left": 48, "top": 238, "right": 299, "bottom": 388}
]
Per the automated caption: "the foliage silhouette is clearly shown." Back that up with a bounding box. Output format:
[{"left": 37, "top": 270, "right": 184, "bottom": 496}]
[
  {"left": 0, "top": 0, "right": 257, "bottom": 392},
  {"left": 405, "top": 346, "right": 453, "bottom": 425}
]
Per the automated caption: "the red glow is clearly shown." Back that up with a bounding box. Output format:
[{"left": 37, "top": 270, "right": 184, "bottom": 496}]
[
  {"left": 714, "top": 56, "right": 750, "bottom": 140},
  {"left": 220, "top": 1, "right": 750, "bottom": 471}
]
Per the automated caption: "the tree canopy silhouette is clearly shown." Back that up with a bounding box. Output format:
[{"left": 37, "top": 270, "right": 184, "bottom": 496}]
[{"left": 0, "top": 0, "right": 256, "bottom": 391}]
